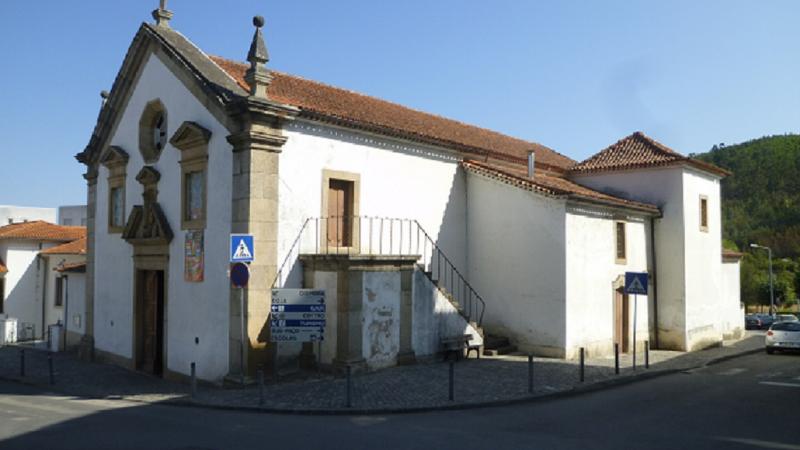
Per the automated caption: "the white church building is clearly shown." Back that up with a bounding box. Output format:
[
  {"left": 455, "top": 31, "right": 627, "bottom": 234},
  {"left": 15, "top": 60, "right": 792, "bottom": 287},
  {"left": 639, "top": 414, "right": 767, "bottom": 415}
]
[{"left": 76, "top": 5, "right": 743, "bottom": 382}]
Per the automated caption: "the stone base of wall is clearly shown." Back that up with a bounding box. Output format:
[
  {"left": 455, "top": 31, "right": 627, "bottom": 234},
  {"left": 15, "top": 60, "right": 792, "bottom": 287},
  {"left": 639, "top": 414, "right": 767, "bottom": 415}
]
[{"left": 94, "top": 347, "right": 135, "bottom": 370}]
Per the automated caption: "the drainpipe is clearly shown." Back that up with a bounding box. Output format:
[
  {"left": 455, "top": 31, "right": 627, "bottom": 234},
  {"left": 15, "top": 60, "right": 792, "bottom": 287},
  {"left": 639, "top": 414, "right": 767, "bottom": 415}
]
[
  {"left": 40, "top": 255, "right": 48, "bottom": 341},
  {"left": 63, "top": 274, "right": 69, "bottom": 351},
  {"left": 650, "top": 216, "right": 659, "bottom": 349}
]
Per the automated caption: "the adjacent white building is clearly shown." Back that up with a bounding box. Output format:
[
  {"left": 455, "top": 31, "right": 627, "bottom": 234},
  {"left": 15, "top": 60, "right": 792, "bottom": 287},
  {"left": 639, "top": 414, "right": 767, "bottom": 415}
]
[
  {"left": 58, "top": 205, "right": 88, "bottom": 227},
  {"left": 74, "top": 6, "right": 743, "bottom": 382},
  {"left": 0, "top": 221, "right": 86, "bottom": 342}
]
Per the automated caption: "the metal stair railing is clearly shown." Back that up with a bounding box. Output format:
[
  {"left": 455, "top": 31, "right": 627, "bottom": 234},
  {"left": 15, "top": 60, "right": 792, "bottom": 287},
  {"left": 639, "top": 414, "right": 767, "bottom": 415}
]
[{"left": 271, "top": 216, "right": 485, "bottom": 326}]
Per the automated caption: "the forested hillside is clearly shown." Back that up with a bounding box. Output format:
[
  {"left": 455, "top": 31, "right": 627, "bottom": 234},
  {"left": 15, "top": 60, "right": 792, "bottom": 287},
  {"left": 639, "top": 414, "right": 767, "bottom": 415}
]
[{"left": 694, "top": 135, "right": 800, "bottom": 308}]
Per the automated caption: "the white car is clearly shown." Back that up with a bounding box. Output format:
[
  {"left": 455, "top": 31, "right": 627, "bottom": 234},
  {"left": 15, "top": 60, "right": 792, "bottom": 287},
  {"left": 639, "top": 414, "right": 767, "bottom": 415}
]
[{"left": 765, "top": 321, "right": 800, "bottom": 354}]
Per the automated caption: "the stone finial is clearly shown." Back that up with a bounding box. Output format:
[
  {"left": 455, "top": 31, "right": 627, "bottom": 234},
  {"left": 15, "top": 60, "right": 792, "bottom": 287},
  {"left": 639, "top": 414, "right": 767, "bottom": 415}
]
[
  {"left": 244, "top": 15, "right": 273, "bottom": 98},
  {"left": 152, "top": 0, "right": 173, "bottom": 28}
]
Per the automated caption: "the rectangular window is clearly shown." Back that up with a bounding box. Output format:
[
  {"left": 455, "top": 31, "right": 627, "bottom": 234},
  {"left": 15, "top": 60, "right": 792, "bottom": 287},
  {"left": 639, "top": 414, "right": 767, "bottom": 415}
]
[
  {"left": 615, "top": 221, "right": 627, "bottom": 264},
  {"left": 109, "top": 185, "right": 125, "bottom": 231},
  {"left": 184, "top": 171, "right": 205, "bottom": 222},
  {"left": 700, "top": 196, "right": 709, "bottom": 232},
  {"left": 54, "top": 277, "right": 64, "bottom": 307}
]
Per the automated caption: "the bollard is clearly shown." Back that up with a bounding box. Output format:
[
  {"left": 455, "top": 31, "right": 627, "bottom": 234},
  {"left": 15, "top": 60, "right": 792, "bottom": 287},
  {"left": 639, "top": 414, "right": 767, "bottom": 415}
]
[
  {"left": 258, "top": 369, "right": 265, "bottom": 406},
  {"left": 190, "top": 362, "right": 197, "bottom": 399},
  {"left": 614, "top": 343, "right": 620, "bottom": 375},
  {"left": 47, "top": 353, "right": 55, "bottom": 385},
  {"left": 645, "top": 341, "right": 650, "bottom": 369},
  {"left": 448, "top": 361, "right": 454, "bottom": 401},
  {"left": 19, "top": 349, "right": 25, "bottom": 377},
  {"left": 527, "top": 354, "right": 534, "bottom": 394},
  {"left": 345, "top": 366, "right": 352, "bottom": 408},
  {"left": 579, "top": 347, "right": 585, "bottom": 383}
]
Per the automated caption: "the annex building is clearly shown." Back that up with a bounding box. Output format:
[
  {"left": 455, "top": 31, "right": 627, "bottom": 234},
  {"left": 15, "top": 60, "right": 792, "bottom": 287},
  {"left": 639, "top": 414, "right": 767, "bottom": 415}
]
[{"left": 75, "top": 5, "right": 743, "bottom": 382}]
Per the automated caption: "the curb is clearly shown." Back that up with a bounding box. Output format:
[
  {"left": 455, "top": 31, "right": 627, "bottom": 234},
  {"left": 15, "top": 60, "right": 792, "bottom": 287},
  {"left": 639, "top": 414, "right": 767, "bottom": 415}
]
[{"left": 0, "top": 344, "right": 763, "bottom": 416}]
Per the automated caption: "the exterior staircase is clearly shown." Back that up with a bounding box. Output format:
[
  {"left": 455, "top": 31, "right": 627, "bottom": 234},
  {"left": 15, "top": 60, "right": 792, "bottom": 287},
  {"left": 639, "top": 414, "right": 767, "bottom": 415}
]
[{"left": 482, "top": 334, "right": 517, "bottom": 356}]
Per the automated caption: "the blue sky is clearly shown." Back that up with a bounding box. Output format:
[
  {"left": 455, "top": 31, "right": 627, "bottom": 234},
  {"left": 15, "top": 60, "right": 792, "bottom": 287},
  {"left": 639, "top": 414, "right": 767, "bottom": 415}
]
[{"left": 1, "top": 1, "right": 798, "bottom": 207}]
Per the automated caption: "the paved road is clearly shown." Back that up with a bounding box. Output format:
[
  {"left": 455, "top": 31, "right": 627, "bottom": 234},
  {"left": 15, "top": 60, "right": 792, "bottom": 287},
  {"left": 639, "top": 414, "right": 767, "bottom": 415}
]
[{"left": 0, "top": 351, "right": 798, "bottom": 450}]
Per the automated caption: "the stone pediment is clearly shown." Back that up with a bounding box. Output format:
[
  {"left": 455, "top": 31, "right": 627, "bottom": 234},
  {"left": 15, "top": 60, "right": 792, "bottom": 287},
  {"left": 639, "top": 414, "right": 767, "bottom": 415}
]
[
  {"left": 123, "top": 165, "right": 173, "bottom": 246},
  {"left": 122, "top": 203, "right": 173, "bottom": 246}
]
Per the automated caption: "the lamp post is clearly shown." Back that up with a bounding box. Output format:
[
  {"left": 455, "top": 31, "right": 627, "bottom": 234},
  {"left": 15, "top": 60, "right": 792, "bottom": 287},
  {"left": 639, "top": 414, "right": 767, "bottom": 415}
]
[{"left": 750, "top": 243, "right": 774, "bottom": 317}]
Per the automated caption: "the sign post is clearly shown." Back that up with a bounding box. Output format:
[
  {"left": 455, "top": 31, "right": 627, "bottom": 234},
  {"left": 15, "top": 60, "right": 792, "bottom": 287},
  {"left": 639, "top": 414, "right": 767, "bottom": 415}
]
[
  {"left": 270, "top": 289, "right": 326, "bottom": 343},
  {"left": 230, "top": 234, "right": 254, "bottom": 383},
  {"left": 624, "top": 272, "right": 648, "bottom": 371}
]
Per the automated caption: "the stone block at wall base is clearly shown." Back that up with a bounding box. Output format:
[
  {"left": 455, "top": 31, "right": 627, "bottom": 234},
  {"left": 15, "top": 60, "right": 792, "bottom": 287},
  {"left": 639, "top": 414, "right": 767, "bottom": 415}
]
[
  {"left": 77, "top": 335, "right": 95, "bottom": 362},
  {"left": 396, "top": 350, "right": 416, "bottom": 365},
  {"left": 94, "top": 347, "right": 134, "bottom": 370},
  {"left": 333, "top": 357, "right": 367, "bottom": 374}
]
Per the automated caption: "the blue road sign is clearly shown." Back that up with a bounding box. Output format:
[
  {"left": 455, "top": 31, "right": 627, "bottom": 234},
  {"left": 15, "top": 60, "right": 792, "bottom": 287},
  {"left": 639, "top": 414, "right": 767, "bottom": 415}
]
[
  {"left": 230, "top": 262, "right": 250, "bottom": 288},
  {"left": 625, "top": 272, "right": 648, "bottom": 295},
  {"left": 230, "top": 234, "right": 254, "bottom": 263},
  {"left": 270, "top": 289, "right": 326, "bottom": 343}
]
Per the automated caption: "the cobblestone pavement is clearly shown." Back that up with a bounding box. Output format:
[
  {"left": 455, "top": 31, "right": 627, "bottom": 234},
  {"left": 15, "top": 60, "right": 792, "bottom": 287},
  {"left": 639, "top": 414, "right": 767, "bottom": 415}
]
[{"left": 0, "top": 332, "right": 763, "bottom": 413}]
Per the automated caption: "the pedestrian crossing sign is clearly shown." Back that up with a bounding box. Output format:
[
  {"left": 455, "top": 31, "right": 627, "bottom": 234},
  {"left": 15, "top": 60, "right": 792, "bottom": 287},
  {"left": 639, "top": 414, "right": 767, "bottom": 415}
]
[
  {"left": 625, "top": 272, "right": 648, "bottom": 295},
  {"left": 230, "top": 234, "right": 255, "bottom": 263}
]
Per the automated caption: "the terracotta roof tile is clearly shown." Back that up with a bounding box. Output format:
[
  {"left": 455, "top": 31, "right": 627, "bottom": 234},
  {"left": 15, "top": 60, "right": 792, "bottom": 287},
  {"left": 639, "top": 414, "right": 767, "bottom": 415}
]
[
  {"left": 40, "top": 237, "right": 87, "bottom": 256},
  {"left": 0, "top": 221, "right": 86, "bottom": 242},
  {"left": 209, "top": 56, "right": 575, "bottom": 172},
  {"left": 722, "top": 249, "right": 744, "bottom": 260},
  {"left": 0, "top": 259, "right": 6, "bottom": 274},
  {"left": 570, "top": 131, "right": 730, "bottom": 177},
  {"left": 463, "top": 159, "right": 660, "bottom": 214}
]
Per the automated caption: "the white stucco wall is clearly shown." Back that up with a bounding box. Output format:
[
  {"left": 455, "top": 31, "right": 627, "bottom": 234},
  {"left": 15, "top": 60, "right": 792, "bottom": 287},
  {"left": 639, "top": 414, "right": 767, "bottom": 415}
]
[
  {"left": 277, "top": 121, "right": 467, "bottom": 288},
  {"left": 58, "top": 205, "right": 88, "bottom": 226},
  {"left": 42, "top": 254, "right": 84, "bottom": 329},
  {"left": 564, "top": 206, "right": 651, "bottom": 358},
  {"left": 682, "top": 169, "right": 724, "bottom": 350},
  {"left": 721, "top": 259, "right": 743, "bottom": 338},
  {"left": 362, "top": 271, "right": 401, "bottom": 369},
  {"left": 94, "top": 52, "right": 232, "bottom": 381},
  {"left": 573, "top": 167, "right": 687, "bottom": 349},
  {"left": 412, "top": 268, "right": 483, "bottom": 356},
  {"left": 64, "top": 272, "right": 87, "bottom": 346},
  {"left": 466, "top": 172, "right": 567, "bottom": 356},
  {"left": 0, "top": 241, "right": 57, "bottom": 338}
]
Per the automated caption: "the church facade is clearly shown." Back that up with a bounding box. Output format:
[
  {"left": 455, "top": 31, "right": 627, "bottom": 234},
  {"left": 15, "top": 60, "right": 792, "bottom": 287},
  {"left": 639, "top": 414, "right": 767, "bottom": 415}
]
[{"left": 76, "top": 5, "right": 743, "bottom": 382}]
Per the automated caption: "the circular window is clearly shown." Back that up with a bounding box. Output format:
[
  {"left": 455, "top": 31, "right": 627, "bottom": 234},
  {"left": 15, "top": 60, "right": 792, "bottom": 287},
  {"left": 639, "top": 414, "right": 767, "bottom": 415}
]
[
  {"left": 153, "top": 112, "right": 167, "bottom": 151},
  {"left": 139, "top": 100, "right": 167, "bottom": 163}
]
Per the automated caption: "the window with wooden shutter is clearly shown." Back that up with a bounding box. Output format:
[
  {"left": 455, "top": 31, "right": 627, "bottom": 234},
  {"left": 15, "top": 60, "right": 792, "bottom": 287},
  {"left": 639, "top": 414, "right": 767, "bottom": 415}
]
[
  {"left": 700, "top": 195, "right": 709, "bottom": 232},
  {"left": 615, "top": 221, "right": 627, "bottom": 264},
  {"left": 55, "top": 277, "right": 64, "bottom": 307}
]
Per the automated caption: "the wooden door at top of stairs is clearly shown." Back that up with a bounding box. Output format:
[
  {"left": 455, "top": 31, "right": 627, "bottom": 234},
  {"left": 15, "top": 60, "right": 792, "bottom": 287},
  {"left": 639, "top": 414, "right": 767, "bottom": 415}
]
[
  {"left": 327, "top": 179, "right": 354, "bottom": 247},
  {"left": 615, "top": 288, "right": 630, "bottom": 353},
  {"left": 136, "top": 269, "right": 164, "bottom": 376}
]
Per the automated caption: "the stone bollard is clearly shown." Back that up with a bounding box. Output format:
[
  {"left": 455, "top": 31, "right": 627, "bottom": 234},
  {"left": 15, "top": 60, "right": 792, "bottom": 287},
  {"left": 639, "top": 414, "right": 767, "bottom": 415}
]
[
  {"left": 47, "top": 353, "right": 55, "bottom": 385},
  {"left": 579, "top": 347, "right": 585, "bottom": 383},
  {"left": 345, "top": 366, "right": 352, "bottom": 408},
  {"left": 614, "top": 343, "right": 620, "bottom": 375},
  {"left": 448, "top": 361, "right": 455, "bottom": 401},
  {"left": 258, "top": 369, "right": 265, "bottom": 406},
  {"left": 190, "top": 362, "right": 197, "bottom": 399},
  {"left": 528, "top": 354, "right": 534, "bottom": 394}
]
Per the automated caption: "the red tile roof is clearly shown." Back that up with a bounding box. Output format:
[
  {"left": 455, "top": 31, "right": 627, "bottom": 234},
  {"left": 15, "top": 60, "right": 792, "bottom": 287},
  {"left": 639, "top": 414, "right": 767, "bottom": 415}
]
[
  {"left": 40, "top": 237, "right": 87, "bottom": 256},
  {"left": 0, "top": 259, "right": 6, "bottom": 274},
  {"left": 0, "top": 221, "right": 86, "bottom": 242},
  {"left": 463, "top": 159, "right": 660, "bottom": 214},
  {"left": 209, "top": 56, "right": 576, "bottom": 173},
  {"left": 570, "top": 132, "right": 730, "bottom": 177},
  {"left": 722, "top": 249, "right": 744, "bottom": 260}
]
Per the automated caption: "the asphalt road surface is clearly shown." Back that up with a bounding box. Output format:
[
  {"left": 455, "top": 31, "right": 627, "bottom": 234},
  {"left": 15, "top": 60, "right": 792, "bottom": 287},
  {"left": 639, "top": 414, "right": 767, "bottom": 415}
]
[{"left": 0, "top": 351, "right": 798, "bottom": 450}]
